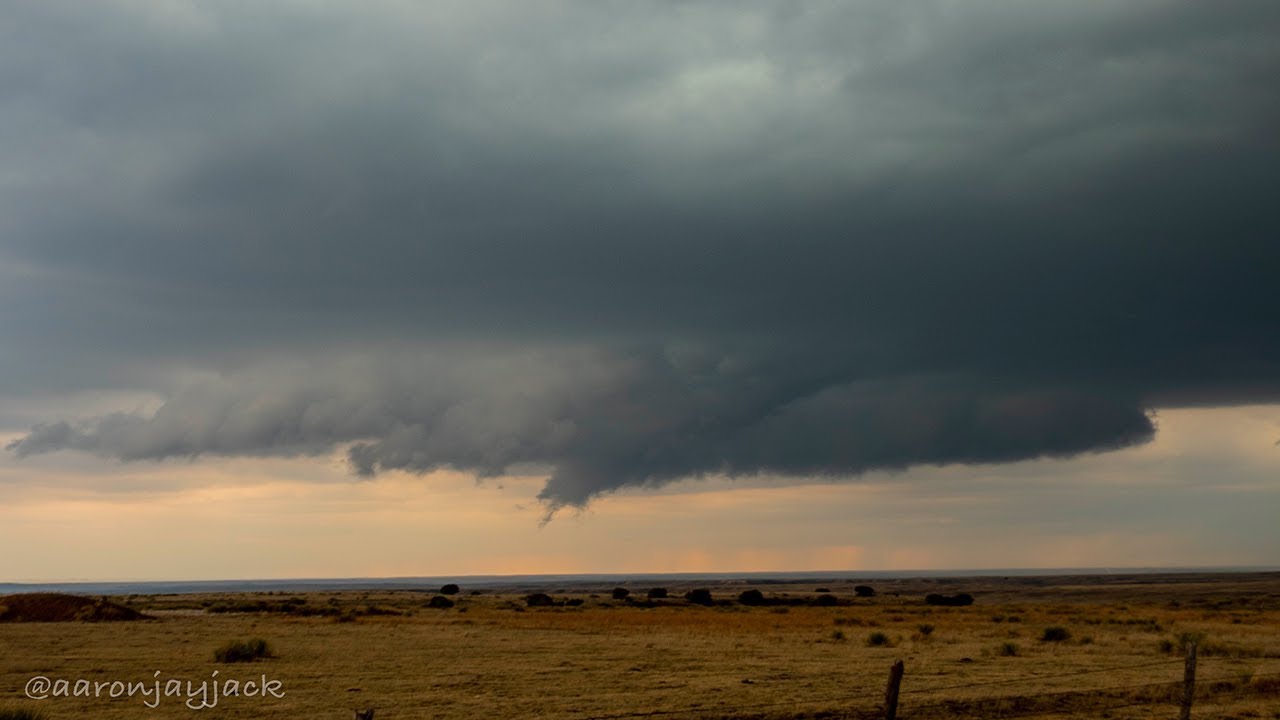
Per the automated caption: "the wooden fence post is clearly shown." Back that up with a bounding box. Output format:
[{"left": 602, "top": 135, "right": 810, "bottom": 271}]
[
  {"left": 1180, "top": 641, "right": 1197, "bottom": 720},
  {"left": 884, "top": 660, "right": 904, "bottom": 720}
]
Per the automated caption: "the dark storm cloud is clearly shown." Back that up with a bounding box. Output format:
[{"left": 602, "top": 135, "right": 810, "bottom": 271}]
[
  {"left": 5, "top": 349, "right": 1155, "bottom": 510},
  {"left": 2, "top": 1, "right": 1278, "bottom": 506}
]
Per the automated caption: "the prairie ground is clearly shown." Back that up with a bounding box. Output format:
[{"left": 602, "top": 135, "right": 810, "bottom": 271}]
[{"left": 2, "top": 573, "right": 1279, "bottom": 719}]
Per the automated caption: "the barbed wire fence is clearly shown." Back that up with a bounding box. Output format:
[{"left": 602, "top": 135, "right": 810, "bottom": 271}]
[{"left": 576, "top": 644, "right": 1280, "bottom": 720}]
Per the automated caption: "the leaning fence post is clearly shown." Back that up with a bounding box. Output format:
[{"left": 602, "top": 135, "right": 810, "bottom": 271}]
[
  {"left": 1179, "top": 641, "right": 1197, "bottom": 720},
  {"left": 883, "top": 660, "right": 904, "bottom": 720}
]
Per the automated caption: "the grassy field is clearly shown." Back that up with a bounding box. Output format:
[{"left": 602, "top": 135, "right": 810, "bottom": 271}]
[{"left": 2, "top": 573, "right": 1279, "bottom": 719}]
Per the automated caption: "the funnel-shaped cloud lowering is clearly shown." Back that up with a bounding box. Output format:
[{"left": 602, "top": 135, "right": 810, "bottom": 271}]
[
  {"left": 6, "top": 348, "right": 1155, "bottom": 509},
  {"left": 3, "top": 1, "right": 1279, "bottom": 511}
]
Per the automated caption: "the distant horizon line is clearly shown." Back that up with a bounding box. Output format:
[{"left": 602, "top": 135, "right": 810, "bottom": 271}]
[{"left": 5, "top": 565, "right": 1279, "bottom": 592}]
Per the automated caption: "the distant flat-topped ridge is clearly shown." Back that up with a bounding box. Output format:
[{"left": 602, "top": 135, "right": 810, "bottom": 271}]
[
  {"left": 0, "top": 592, "right": 149, "bottom": 622},
  {"left": 3, "top": 568, "right": 1279, "bottom": 597}
]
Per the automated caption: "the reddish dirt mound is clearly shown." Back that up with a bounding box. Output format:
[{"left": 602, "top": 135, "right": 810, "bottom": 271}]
[{"left": 0, "top": 593, "right": 149, "bottom": 622}]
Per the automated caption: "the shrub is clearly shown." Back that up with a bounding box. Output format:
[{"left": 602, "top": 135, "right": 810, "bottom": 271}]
[
  {"left": 1040, "top": 626, "right": 1071, "bottom": 643},
  {"left": 1162, "top": 627, "right": 1208, "bottom": 650},
  {"left": 0, "top": 708, "right": 49, "bottom": 720},
  {"left": 815, "top": 588, "right": 831, "bottom": 593},
  {"left": 647, "top": 588, "right": 668, "bottom": 599},
  {"left": 999, "top": 642, "right": 1020, "bottom": 657},
  {"left": 214, "top": 638, "right": 272, "bottom": 663},
  {"left": 738, "top": 589, "right": 766, "bottom": 606},
  {"left": 525, "top": 593, "right": 556, "bottom": 608},
  {"left": 916, "top": 623, "right": 935, "bottom": 637},
  {"left": 565, "top": 598, "right": 585, "bottom": 607},
  {"left": 426, "top": 596, "right": 455, "bottom": 609},
  {"left": 854, "top": 585, "right": 876, "bottom": 598},
  {"left": 440, "top": 584, "right": 460, "bottom": 595},
  {"left": 925, "top": 593, "right": 974, "bottom": 607},
  {"left": 813, "top": 594, "right": 839, "bottom": 607},
  {"left": 611, "top": 587, "right": 631, "bottom": 600},
  {"left": 1176, "top": 631, "right": 1207, "bottom": 650},
  {"left": 684, "top": 589, "right": 714, "bottom": 606},
  {"left": 866, "top": 631, "right": 892, "bottom": 647},
  {"left": 830, "top": 630, "right": 846, "bottom": 642}
]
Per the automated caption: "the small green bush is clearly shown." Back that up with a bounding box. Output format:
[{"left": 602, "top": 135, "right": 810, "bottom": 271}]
[
  {"left": 1160, "top": 631, "right": 1207, "bottom": 654},
  {"left": 215, "top": 635, "right": 272, "bottom": 661},
  {"left": 866, "top": 631, "right": 891, "bottom": 647},
  {"left": 684, "top": 589, "right": 714, "bottom": 606},
  {"left": 1040, "top": 626, "right": 1071, "bottom": 643},
  {"left": 1178, "top": 631, "right": 1206, "bottom": 649},
  {"left": 214, "top": 638, "right": 273, "bottom": 663}
]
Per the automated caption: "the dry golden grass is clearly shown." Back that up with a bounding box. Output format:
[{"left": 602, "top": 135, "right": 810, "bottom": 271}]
[{"left": 2, "top": 574, "right": 1279, "bottom": 719}]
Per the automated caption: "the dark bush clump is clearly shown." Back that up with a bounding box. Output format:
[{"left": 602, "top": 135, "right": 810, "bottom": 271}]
[
  {"left": 427, "top": 596, "right": 455, "bottom": 609},
  {"left": 925, "top": 593, "right": 974, "bottom": 607},
  {"left": 815, "top": 588, "right": 831, "bottom": 593},
  {"left": 205, "top": 598, "right": 339, "bottom": 617},
  {"left": 738, "top": 589, "right": 766, "bottom": 606},
  {"left": 854, "top": 585, "right": 876, "bottom": 598},
  {"left": 611, "top": 587, "right": 631, "bottom": 600},
  {"left": 684, "top": 589, "right": 714, "bottom": 606},
  {"left": 647, "top": 588, "right": 668, "bottom": 599},
  {"left": 1040, "top": 626, "right": 1071, "bottom": 643},
  {"left": 866, "top": 631, "right": 891, "bottom": 647},
  {"left": 565, "top": 598, "right": 584, "bottom": 607},
  {"left": 214, "top": 638, "right": 272, "bottom": 663},
  {"left": 359, "top": 605, "right": 402, "bottom": 617},
  {"left": 440, "top": 583, "right": 460, "bottom": 595},
  {"left": 813, "top": 594, "right": 839, "bottom": 607},
  {"left": 525, "top": 593, "right": 556, "bottom": 607}
]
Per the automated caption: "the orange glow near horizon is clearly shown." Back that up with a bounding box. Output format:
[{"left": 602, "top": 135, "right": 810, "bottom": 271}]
[{"left": 1, "top": 406, "right": 1277, "bottom": 582}]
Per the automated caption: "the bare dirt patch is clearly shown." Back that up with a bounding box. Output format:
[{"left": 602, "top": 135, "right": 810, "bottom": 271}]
[{"left": 0, "top": 593, "right": 149, "bottom": 623}]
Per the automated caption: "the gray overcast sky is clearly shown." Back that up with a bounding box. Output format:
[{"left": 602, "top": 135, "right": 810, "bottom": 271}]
[{"left": 2, "top": 1, "right": 1279, "bottom": 534}]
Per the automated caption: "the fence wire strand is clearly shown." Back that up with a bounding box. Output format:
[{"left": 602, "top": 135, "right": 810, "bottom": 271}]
[
  {"left": 903, "top": 657, "right": 1186, "bottom": 696},
  {"left": 574, "top": 658, "right": 1280, "bottom": 720}
]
